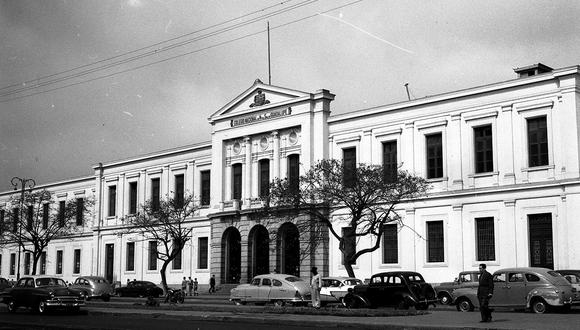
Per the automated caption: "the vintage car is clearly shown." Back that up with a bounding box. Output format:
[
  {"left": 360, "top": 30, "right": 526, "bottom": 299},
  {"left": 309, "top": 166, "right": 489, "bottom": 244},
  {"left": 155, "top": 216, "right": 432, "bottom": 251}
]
[
  {"left": 320, "top": 277, "right": 363, "bottom": 306},
  {"left": 0, "top": 277, "right": 12, "bottom": 292},
  {"left": 230, "top": 273, "right": 311, "bottom": 306},
  {"left": 555, "top": 270, "right": 580, "bottom": 303},
  {"left": 453, "top": 267, "right": 576, "bottom": 314},
  {"left": 0, "top": 276, "right": 85, "bottom": 314},
  {"left": 115, "top": 281, "right": 164, "bottom": 297},
  {"left": 343, "top": 271, "right": 437, "bottom": 310},
  {"left": 69, "top": 276, "right": 113, "bottom": 301},
  {"left": 433, "top": 270, "right": 480, "bottom": 305}
]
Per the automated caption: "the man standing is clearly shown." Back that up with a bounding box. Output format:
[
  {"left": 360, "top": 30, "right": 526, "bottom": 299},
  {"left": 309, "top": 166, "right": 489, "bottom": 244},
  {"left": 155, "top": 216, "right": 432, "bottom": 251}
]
[
  {"left": 193, "top": 278, "right": 199, "bottom": 296},
  {"left": 187, "top": 277, "right": 193, "bottom": 296},
  {"left": 181, "top": 277, "right": 187, "bottom": 294},
  {"left": 209, "top": 275, "right": 216, "bottom": 294},
  {"left": 310, "top": 267, "right": 322, "bottom": 309},
  {"left": 477, "top": 263, "right": 494, "bottom": 322}
]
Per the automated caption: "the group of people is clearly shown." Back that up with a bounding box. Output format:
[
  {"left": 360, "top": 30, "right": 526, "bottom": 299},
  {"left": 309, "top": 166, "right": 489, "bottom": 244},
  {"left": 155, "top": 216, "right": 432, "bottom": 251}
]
[{"left": 180, "top": 276, "right": 199, "bottom": 296}]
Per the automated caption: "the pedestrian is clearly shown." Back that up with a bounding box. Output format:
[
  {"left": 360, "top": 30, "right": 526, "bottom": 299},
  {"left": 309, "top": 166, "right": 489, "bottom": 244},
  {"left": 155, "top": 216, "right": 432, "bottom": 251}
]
[
  {"left": 477, "top": 263, "right": 494, "bottom": 323},
  {"left": 181, "top": 277, "right": 187, "bottom": 294},
  {"left": 126, "top": 279, "right": 130, "bottom": 286},
  {"left": 209, "top": 275, "right": 216, "bottom": 294},
  {"left": 193, "top": 278, "right": 199, "bottom": 296},
  {"left": 187, "top": 276, "right": 193, "bottom": 296},
  {"left": 310, "top": 266, "right": 322, "bottom": 309}
]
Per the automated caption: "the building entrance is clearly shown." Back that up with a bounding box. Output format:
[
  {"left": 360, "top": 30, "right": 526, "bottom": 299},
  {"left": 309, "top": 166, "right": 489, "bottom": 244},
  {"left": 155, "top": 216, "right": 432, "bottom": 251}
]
[
  {"left": 105, "top": 244, "right": 114, "bottom": 284},
  {"left": 222, "top": 227, "right": 241, "bottom": 284},
  {"left": 277, "top": 223, "right": 300, "bottom": 276},
  {"left": 248, "top": 225, "right": 270, "bottom": 279},
  {"left": 528, "top": 213, "right": 554, "bottom": 269}
]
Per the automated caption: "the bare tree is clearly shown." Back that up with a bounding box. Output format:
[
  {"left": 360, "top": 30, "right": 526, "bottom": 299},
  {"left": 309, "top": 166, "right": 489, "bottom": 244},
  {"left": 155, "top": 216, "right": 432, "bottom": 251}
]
[
  {"left": 264, "top": 159, "right": 430, "bottom": 278},
  {"left": 0, "top": 189, "right": 93, "bottom": 275},
  {"left": 124, "top": 193, "right": 199, "bottom": 293}
]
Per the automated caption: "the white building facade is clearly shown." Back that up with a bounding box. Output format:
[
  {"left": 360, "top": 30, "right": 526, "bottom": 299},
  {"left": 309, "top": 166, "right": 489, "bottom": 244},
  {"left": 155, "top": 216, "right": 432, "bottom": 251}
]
[{"left": 1, "top": 64, "right": 580, "bottom": 286}]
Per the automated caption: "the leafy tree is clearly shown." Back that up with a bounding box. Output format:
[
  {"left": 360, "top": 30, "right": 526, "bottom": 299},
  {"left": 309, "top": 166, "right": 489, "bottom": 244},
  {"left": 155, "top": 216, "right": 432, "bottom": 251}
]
[
  {"left": 265, "top": 159, "right": 430, "bottom": 278},
  {"left": 125, "top": 193, "right": 199, "bottom": 293},
  {"left": 0, "top": 189, "right": 92, "bottom": 276}
]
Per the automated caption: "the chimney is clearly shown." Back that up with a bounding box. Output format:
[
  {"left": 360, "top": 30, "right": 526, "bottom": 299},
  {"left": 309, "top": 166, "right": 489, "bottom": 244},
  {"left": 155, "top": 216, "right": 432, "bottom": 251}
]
[{"left": 513, "top": 63, "right": 553, "bottom": 78}]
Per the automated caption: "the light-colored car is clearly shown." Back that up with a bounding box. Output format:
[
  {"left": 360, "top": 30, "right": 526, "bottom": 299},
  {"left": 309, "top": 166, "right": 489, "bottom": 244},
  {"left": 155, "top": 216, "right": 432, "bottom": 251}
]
[
  {"left": 69, "top": 276, "right": 113, "bottom": 301},
  {"left": 434, "top": 271, "right": 480, "bottom": 305},
  {"left": 230, "top": 273, "right": 311, "bottom": 306},
  {"left": 452, "top": 267, "right": 576, "bottom": 314},
  {"left": 320, "top": 277, "right": 362, "bottom": 306},
  {"left": 555, "top": 270, "right": 580, "bottom": 304}
]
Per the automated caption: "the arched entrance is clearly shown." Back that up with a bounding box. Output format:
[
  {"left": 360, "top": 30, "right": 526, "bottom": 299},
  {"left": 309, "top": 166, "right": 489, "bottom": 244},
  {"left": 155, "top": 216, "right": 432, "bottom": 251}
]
[
  {"left": 221, "top": 227, "right": 241, "bottom": 284},
  {"left": 277, "top": 222, "right": 300, "bottom": 276},
  {"left": 248, "top": 225, "right": 270, "bottom": 279}
]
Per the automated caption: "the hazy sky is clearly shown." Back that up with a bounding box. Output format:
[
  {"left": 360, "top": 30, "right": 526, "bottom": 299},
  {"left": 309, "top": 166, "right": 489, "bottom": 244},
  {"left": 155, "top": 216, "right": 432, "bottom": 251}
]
[{"left": 2, "top": 0, "right": 580, "bottom": 188}]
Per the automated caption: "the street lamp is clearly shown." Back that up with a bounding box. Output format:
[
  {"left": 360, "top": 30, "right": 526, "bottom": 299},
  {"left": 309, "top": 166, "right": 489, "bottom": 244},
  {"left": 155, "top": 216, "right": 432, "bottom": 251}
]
[{"left": 11, "top": 177, "right": 35, "bottom": 281}]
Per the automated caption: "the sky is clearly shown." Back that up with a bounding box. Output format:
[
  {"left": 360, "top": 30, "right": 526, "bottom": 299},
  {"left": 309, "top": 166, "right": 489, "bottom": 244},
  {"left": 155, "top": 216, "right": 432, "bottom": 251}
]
[{"left": 1, "top": 0, "right": 580, "bottom": 189}]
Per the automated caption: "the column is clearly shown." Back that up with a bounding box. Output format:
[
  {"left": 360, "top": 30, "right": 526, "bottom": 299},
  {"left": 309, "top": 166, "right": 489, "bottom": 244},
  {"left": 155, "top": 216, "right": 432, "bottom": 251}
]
[
  {"left": 162, "top": 165, "right": 170, "bottom": 197},
  {"left": 186, "top": 160, "right": 195, "bottom": 196},
  {"left": 361, "top": 129, "right": 372, "bottom": 163},
  {"left": 500, "top": 105, "right": 516, "bottom": 184},
  {"left": 244, "top": 137, "right": 252, "bottom": 202},
  {"left": 452, "top": 204, "right": 464, "bottom": 270},
  {"left": 119, "top": 174, "right": 125, "bottom": 223},
  {"left": 251, "top": 147, "right": 259, "bottom": 199},
  {"left": 448, "top": 115, "right": 463, "bottom": 189},
  {"left": 272, "top": 131, "right": 280, "bottom": 179},
  {"left": 138, "top": 170, "right": 146, "bottom": 206}
]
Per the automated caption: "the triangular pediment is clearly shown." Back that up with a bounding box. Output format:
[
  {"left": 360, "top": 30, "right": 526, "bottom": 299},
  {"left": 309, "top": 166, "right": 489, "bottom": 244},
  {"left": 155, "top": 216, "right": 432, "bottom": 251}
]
[{"left": 208, "top": 79, "right": 310, "bottom": 123}]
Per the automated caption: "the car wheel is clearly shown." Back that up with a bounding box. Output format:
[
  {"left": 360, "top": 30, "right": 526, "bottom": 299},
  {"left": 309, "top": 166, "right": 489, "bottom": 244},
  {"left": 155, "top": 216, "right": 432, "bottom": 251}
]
[
  {"left": 273, "top": 299, "right": 285, "bottom": 307},
  {"left": 415, "top": 303, "right": 429, "bottom": 310},
  {"left": 396, "top": 298, "right": 409, "bottom": 310},
  {"left": 456, "top": 298, "right": 474, "bottom": 312},
  {"left": 343, "top": 294, "right": 359, "bottom": 309},
  {"left": 7, "top": 300, "right": 17, "bottom": 313},
  {"left": 37, "top": 300, "right": 47, "bottom": 314},
  {"left": 438, "top": 292, "right": 452, "bottom": 305},
  {"left": 531, "top": 298, "right": 548, "bottom": 314}
]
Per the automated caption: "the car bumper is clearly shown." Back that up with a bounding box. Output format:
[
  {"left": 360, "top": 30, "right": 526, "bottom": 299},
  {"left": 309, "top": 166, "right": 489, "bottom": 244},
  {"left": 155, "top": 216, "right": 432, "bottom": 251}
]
[{"left": 46, "top": 298, "right": 85, "bottom": 308}]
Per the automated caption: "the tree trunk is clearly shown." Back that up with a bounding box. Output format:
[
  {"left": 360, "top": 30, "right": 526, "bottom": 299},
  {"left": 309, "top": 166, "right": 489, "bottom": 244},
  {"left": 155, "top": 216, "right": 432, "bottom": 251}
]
[
  {"left": 159, "top": 261, "right": 170, "bottom": 294},
  {"left": 31, "top": 253, "right": 41, "bottom": 276}
]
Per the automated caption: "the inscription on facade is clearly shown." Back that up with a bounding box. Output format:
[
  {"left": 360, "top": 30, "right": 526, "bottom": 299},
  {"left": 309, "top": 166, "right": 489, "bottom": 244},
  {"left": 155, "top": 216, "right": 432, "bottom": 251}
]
[{"left": 230, "top": 107, "right": 292, "bottom": 127}]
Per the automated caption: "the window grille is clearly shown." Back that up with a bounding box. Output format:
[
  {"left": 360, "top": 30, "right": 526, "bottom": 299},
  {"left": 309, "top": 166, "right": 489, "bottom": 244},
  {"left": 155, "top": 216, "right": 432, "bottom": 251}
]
[
  {"left": 476, "top": 217, "right": 495, "bottom": 261},
  {"left": 427, "top": 221, "right": 444, "bottom": 262}
]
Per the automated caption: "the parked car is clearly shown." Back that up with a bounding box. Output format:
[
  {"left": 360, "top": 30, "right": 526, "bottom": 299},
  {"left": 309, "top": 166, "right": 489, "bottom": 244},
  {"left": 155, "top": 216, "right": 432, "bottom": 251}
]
[
  {"left": 230, "top": 273, "right": 311, "bottom": 306},
  {"left": 69, "top": 276, "right": 113, "bottom": 301},
  {"left": 452, "top": 267, "right": 576, "bottom": 314},
  {"left": 434, "top": 270, "right": 480, "bottom": 305},
  {"left": 320, "top": 277, "right": 362, "bottom": 306},
  {"left": 343, "top": 271, "right": 437, "bottom": 310},
  {"left": 0, "top": 277, "right": 12, "bottom": 292},
  {"left": 114, "top": 281, "right": 163, "bottom": 298},
  {"left": 0, "top": 276, "right": 85, "bottom": 314},
  {"left": 555, "top": 270, "right": 580, "bottom": 303}
]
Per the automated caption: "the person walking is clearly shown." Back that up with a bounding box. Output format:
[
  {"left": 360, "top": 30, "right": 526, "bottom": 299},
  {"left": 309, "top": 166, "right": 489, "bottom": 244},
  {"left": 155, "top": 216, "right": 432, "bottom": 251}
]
[
  {"left": 209, "top": 275, "right": 216, "bottom": 294},
  {"left": 193, "top": 278, "right": 199, "bottom": 296},
  {"left": 181, "top": 277, "right": 187, "bottom": 295},
  {"left": 187, "top": 277, "right": 193, "bottom": 296},
  {"left": 310, "top": 266, "right": 322, "bottom": 309},
  {"left": 477, "top": 263, "right": 494, "bottom": 322}
]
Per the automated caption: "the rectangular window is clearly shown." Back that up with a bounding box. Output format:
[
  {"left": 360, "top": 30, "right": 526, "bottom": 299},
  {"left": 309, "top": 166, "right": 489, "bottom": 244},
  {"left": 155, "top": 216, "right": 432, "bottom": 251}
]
[
  {"left": 58, "top": 201, "right": 66, "bottom": 227},
  {"left": 259, "top": 159, "right": 270, "bottom": 197},
  {"left": 108, "top": 185, "right": 117, "bottom": 217},
  {"left": 476, "top": 217, "right": 495, "bottom": 261},
  {"left": 427, "top": 221, "right": 444, "bottom": 262},
  {"left": 200, "top": 171, "right": 211, "bottom": 206},
  {"left": 174, "top": 174, "right": 185, "bottom": 208},
  {"left": 24, "top": 253, "right": 31, "bottom": 275},
  {"left": 148, "top": 241, "right": 157, "bottom": 270},
  {"left": 382, "top": 141, "right": 398, "bottom": 182},
  {"left": 129, "top": 182, "right": 138, "bottom": 215},
  {"left": 12, "top": 208, "right": 19, "bottom": 233},
  {"left": 382, "top": 224, "right": 398, "bottom": 264},
  {"left": 474, "top": 125, "right": 493, "bottom": 173},
  {"left": 10, "top": 253, "right": 16, "bottom": 275},
  {"left": 126, "top": 242, "right": 135, "bottom": 271},
  {"left": 76, "top": 198, "right": 84, "bottom": 226},
  {"left": 288, "top": 154, "right": 300, "bottom": 193},
  {"left": 343, "top": 147, "right": 357, "bottom": 187},
  {"left": 42, "top": 204, "right": 49, "bottom": 229},
  {"left": 198, "top": 237, "right": 208, "bottom": 269},
  {"left": 26, "top": 205, "right": 33, "bottom": 231},
  {"left": 341, "top": 227, "right": 356, "bottom": 265},
  {"left": 151, "top": 178, "right": 160, "bottom": 211},
  {"left": 172, "top": 240, "right": 182, "bottom": 270},
  {"left": 0, "top": 209, "right": 4, "bottom": 234},
  {"left": 73, "top": 249, "right": 81, "bottom": 274},
  {"left": 426, "top": 133, "right": 443, "bottom": 179},
  {"left": 40, "top": 252, "right": 46, "bottom": 275},
  {"left": 56, "top": 250, "right": 63, "bottom": 274},
  {"left": 232, "top": 164, "right": 242, "bottom": 200},
  {"left": 0, "top": 254, "right": 2, "bottom": 275},
  {"left": 527, "top": 116, "right": 548, "bottom": 167}
]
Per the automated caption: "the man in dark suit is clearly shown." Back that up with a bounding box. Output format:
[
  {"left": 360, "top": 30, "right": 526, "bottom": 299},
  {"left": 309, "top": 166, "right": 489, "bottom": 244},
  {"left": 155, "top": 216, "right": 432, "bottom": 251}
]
[{"left": 477, "top": 263, "right": 494, "bottom": 322}]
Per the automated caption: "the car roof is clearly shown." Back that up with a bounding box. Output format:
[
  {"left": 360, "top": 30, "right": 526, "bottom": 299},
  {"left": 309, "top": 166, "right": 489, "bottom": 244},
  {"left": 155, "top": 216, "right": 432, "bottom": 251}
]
[
  {"left": 18, "top": 276, "right": 63, "bottom": 280},
  {"left": 371, "top": 271, "right": 422, "bottom": 277},
  {"left": 322, "top": 277, "right": 360, "bottom": 281},
  {"left": 254, "top": 273, "right": 300, "bottom": 280},
  {"left": 76, "top": 276, "right": 107, "bottom": 280},
  {"left": 494, "top": 267, "right": 555, "bottom": 275}
]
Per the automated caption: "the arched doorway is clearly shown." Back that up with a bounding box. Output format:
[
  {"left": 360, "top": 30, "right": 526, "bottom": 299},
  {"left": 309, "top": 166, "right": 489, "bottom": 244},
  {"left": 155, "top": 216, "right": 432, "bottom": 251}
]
[
  {"left": 221, "top": 227, "right": 241, "bottom": 284},
  {"left": 277, "top": 222, "right": 300, "bottom": 276},
  {"left": 248, "top": 225, "right": 270, "bottom": 279}
]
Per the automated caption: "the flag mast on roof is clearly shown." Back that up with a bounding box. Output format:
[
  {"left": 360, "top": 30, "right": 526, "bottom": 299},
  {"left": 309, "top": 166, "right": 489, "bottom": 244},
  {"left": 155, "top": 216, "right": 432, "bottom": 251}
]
[{"left": 267, "top": 21, "right": 272, "bottom": 85}]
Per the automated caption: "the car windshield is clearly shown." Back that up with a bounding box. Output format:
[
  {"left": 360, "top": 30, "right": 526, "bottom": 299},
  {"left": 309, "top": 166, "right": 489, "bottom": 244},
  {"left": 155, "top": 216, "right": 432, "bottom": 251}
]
[
  {"left": 344, "top": 279, "right": 362, "bottom": 285},
  {"left": 36, "top": 278, "right": 67, "bottom": 287},
  {"left": 405, "top": 274, "right": 425, "bottom": 283},
  {"left": 284, "top": 276, "right": 303, "bottom": 282}
]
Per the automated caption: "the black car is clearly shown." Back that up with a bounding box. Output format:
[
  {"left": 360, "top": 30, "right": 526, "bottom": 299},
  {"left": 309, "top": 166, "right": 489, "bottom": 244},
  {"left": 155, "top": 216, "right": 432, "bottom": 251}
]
[
  {"left": 343, "top": 271, "right": 437, "bottom": 310},
  {"left": 115, "top": 281, "right": 163, "bottom": 297},
  {"left": 0, "top": 276, "right": 85, "bottom": 314},
  {"left": 0, "top": 277, "right": 12, "bottom": 292}
]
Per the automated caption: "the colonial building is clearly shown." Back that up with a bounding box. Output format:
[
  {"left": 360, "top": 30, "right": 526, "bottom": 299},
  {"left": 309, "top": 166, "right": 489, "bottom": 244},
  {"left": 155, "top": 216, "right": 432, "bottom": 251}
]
[{"left": 1, "top": 63, "right": 579, "bottom": 286}]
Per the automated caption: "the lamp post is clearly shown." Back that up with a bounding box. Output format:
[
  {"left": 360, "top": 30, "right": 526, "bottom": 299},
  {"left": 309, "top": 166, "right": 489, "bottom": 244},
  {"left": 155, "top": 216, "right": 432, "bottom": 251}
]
[{"left": 11, "top": 177, "right": 35, "bottom": 281}]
